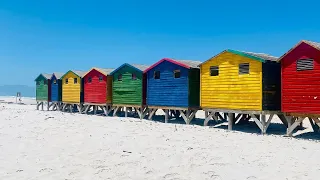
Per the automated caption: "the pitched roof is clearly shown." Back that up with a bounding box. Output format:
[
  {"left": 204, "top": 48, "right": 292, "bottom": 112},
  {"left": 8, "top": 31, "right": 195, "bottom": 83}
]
[
  {"left": 200, "top": 49, "right": 278, "bottom": 66},
  {"left": 83, "top": 67, "right": 114, "bottom": 77},
  {"left": 35, "top": 73, "right": 51, "bottom": 81},
  {"left": 52, "top": 72, "right": 64, "bottom": 79},
  {"left": 278, "top": 40, "right": 320, "bottom": 62},
  {"left": 144, "top": 58, "right": 201, "bottom": 73},
  {"left": 61, "top": 70, "right": 86, "bottom": 79},
  {"left": 110, "top": 63, "right": 149, "bottom": 75},
  {"left": 130, "top": 64, "right": 149, "bottom": 71}
]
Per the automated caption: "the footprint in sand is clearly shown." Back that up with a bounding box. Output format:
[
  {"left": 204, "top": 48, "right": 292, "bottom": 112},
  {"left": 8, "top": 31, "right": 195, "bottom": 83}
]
[{"left": 163, "top": 173, "right": 179, "bottom": 179}]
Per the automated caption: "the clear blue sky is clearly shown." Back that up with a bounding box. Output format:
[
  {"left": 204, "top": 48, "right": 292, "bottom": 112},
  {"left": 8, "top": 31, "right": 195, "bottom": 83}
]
[{"left": 0, "top": 0, "right": 319, "bottom": 86}]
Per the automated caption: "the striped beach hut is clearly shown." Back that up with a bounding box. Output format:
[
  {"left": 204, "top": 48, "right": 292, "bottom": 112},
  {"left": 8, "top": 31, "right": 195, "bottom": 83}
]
[
  {"left": 35, "top": 73, "right": 51, "bottom": 110},
  {"left": 82, "top": 68, "right": 114, "bottom": 114},
  {"left": 61, "top": 70, "right": 86, "bottom": 112},
  {"left": 278, "top": 40, "right": 320, "bottom": 136},
  {"left": 110, "top": 64, "right": 149, "bottom": 118},
  {"left": 199, "top": 49, "right": 284, "bottom": 134},
  {"left": 144, "top": 58, "right": 201, "bottom": 124}
]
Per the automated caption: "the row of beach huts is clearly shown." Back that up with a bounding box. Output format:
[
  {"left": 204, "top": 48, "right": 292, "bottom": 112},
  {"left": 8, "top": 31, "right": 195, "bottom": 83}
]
[{"left": 35, "top": 40, "right": 320, "bottom": 137}]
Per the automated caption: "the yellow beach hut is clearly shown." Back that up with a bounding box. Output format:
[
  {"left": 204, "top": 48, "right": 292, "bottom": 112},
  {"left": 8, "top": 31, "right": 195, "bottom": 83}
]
[
  {"left": 61, "top": 70, "right": 86, "bottom": 112},
  {"left": 200, "top": 49, "right": 284, "bottom": 133}
]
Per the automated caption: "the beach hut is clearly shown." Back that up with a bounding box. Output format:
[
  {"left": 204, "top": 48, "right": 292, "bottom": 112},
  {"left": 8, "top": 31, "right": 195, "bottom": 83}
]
[
  {"left": 144, "top": 58, "right": 201, "bottom": 124},
  {"left": 82, "top": 68, "right": 114, "bottom": 115},
  {"left": 110, "top": 64, "right": 149, "bottom": 118},
  {"left": 278, "top": 40, "right": 320, "bottom": 135},
  {"left": 35, "top": 73, "right": 52, "bottom": 110},
  {"left": 199, "top": 49, "right": 284, "bottom": 133},
  {"left": 61, "top": 70, "right": 86, "bottom": 112},
  {"left": 49, "top": 72, "right": 63, "bottom": 111}
]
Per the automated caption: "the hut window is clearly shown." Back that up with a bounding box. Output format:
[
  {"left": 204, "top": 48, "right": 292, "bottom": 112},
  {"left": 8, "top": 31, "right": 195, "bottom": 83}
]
[
  {"left": 44, "top": 80, "right": 47, "bottom": 85},
  {"left": 74, "top": 78, "right": 78, "bottom": 84},
  {"left": 239, "top": 63, "right": 250, "bottom": 75},
  {"left": 210, "top": 66, "right": 219, "bottom": 76},
  {"left": 132, "top": 73, "right": 137, "bottom": 80},
  {"left": 118, "top": 74, "right": 122, "bottom": 81},
  {"left": 297, "top": 59, "right": 314, "bottom": 71},
  {"left": 88, "top": 77, "right": 92, "bottom": 83},
  {"left": 65, "top": 79, "right": 68, "bottom": 84},
  {"left": 174, "top": 70, "right": 181, "bottom": 78},
  {"left": 154, "top": 71, "right": 160, "bottom": 79},
  {"left": 36, "top": 81, "right": 40, "bottom": 85},
  {"left": 99, "top": 76, "right": 103, "bottom": 82},
  {"left": 53, "top": 80, "right": 57, "bottom": 84}
]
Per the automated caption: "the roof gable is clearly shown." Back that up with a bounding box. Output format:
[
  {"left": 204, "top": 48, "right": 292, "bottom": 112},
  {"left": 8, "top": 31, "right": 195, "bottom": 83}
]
[
  {"left": 61, "top": 70, "right": 86, "bottom": 79},
  {"left": 51, "top": 72, "right": 64, "bottom": 80},
  {"left": 110, "top": 63, "right": 149, "bottom": 75},
  {"left": 144, "top": 58, "right": 201, "bottom": 73},
  {"left": 35, "top": 73, "right": 51, "bottom": 81},
  {"left": 278, "top": 40, "right": 320, "bottom": 62},
  {"left": 200, "top": 49, "right": 278, "bottom": 66},
  {"left": 83, "top": 67, "right": 114, "bottom": 77}
]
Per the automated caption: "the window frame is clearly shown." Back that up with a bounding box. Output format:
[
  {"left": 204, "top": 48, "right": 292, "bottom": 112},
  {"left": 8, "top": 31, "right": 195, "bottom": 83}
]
[
  {"left": 53, "top": 80, "right": 57, "bottom": 84},
  {"left": 36, "top": 81, "right": 40, "bottom": 85},
  {"left": 154, "top": 70, "right": 160, "bottom": 79},
  {"left": 87, "top": 77, "right": 92, "bottom": 83},
  {"left": 297, "top": 58, "right": 314, "bottom": 71},
  {"left": 118, "top": 74, "right": 123, "bottom": 81},
  {"left": 132, "top": 73, "right": 137, "bottom": 80},
  {"left": 98, "top": 75, "right": 103, "bottom": 82},
  {"left": 173, "top": 70, "right": 181, "bottom": 79},
  {"left": 239, "top": 63, "right": 250, "bottom": 75},
  {"left": 210, "top": 66, "right": 219, "bottom": 76},
  {"left": 74, "top": 78, "right": 78, "bottom": 84},
  {"left": 65, "top": 79, "right": 68, "bottom": 84}
]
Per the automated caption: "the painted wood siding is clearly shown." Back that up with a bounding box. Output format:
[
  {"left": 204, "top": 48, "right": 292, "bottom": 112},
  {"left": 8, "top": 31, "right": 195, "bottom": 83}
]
[
  {"left": 200, "top": 51, "right": 262, "bottom": 110},
  {"left": 262, "top": 62, "right": 281, "bottom": 111},
  {"left": 84, "top": 69, "right": 108, "bottom": 104},
  {"left": 282, "top": 42, "right": 320, "bottom": 114},
  {"left": 147, "top": 61, "right": 189, "bottom": 107},
  {"left": 112, "top": 65, "right": 143, "bottom": 105},
  {"left": 189, "top": 68, "right": 200, "bottom": 107},
  {"left": 51, "top": 76, "right": 62, "bottom": 102},
  {"left": 62, "top": 72, "right": 82, "bottom": 103},
  {"left": 36, "top": 76, "right": 49, "bottom": 101}
]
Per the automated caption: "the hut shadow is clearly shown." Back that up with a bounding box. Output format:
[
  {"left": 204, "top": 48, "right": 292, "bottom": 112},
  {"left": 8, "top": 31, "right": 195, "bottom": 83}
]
[
  {"left": 212, "top": 121, "right": 288, "bottom": 136},
  {"left": 147, "top": 115, "right": 219, "bottom": 126},
  {"left": 292, "top": 131, "right": 320, "bottom": 141}
]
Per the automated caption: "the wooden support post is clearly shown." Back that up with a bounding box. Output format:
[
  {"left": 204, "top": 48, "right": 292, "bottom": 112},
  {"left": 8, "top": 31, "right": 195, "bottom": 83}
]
[
  {"left": 261, "top": 114, "right": 266, "bottom": 134},
  {"left": 287, "top": 117, "right": 305, "bottom": 136},
  {"left": 148, "top": 109, "right": 156, "bottom": 120},
  {"left": 93, "top": 105, "right": 97, "bottom": 115},
  {"left": 204, "top": 111, "right": 218, "bottom": 126},
  {"left": 69, "top": 104, "right": 72, "bottom": 113},
  {"left": 105, "top": 105, "right": 109, "bottom": 116},
  {"left": 308, "top": 117, "right": 319, "bottom": 132},
  {"left": 205, "top": 111, "right": 209, "bottom": 119},
  {"left": 228, "top": 113, "right": 235, "bottom": 131},
  {"left": 125, "top": 107, "right": 128, "bottom": 117},
  {"left": 41, "top": 102, "right": 44, "bottom": 111},
  {"left": 165, "top": 109, "right": 169, "bottom": 123},
  {"left": 113, "top": 106, "right": 119, "bottom": 116}
]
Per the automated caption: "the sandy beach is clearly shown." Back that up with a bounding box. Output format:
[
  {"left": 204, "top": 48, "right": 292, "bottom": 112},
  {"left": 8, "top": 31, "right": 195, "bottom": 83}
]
[{"left": 1, "top": 97, "right": 320, "bottom": 180}]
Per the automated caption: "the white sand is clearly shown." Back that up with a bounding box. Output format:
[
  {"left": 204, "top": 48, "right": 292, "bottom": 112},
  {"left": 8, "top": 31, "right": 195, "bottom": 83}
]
[{"left": 1, "top": 97, "right": 320, "bottom": 180}]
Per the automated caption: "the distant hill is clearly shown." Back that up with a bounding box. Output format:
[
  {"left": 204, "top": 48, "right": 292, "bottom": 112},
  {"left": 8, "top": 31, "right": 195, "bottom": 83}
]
[{"left": 0, "top": 85, "right": 35, "bottom": 97}]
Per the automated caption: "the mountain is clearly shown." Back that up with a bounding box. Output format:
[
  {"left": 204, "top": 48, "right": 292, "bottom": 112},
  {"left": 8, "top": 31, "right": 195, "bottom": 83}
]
[{"left": 0, "top": 85, "right": 35, "bottom": 97}]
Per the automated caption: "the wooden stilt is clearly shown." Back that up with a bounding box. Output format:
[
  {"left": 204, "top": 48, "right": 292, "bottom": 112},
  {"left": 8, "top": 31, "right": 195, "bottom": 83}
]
[
  {"left": 228, "top": 113, "right": 235, "bottom": 131},
  {"left": 41, "top": 102, "right": 44, "bottom": 111},
  {"left": 113, "top": 106, "right": 119, "bottom": 116},
  {"left": 125, "top": 107, "right": 128, "bottom": 117},
  {"left": 148, "top": 109, "right": 156, "bottom": 120},
  {"left": 93, "top": 105, "right": 97, "bottom": 115},
  {"left": 287, "top": 117, "right": 304, "bottom": 136},
  {"left": 165, "top": 109, "right": 169, "bottom": 123},
  {"left": 261, "top": 114, "right": 266, "bottom": 134}
]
